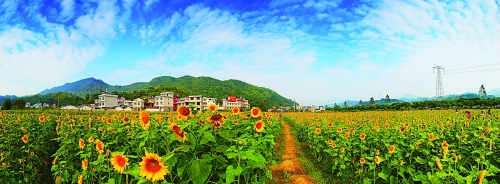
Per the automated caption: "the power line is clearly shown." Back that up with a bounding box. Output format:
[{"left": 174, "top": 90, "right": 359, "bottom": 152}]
[
  {"left": 405, "top": 73, "right": 433, "bottom": 95},
  {"left": 447, "top": 68, "right": 500, "bottom": 75},
  {"left": 414, "top": 79, "right": 435, "bottom": 95},
  {"left": 447, "top": 63, "right": 500, "bottom": 71}
]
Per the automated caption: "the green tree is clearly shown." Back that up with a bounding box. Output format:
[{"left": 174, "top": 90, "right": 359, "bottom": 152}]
[
  {"left": 359, "top": 100, "right": 363, "bottom": 106},
  {"left": 385, "top": 94, "right": 390, "bottom": 104},
  {"left": 479, "top": 85, "right": 487, "bottom": 98},
  {"left": 370, "top": 97, "right": 375, "bottom": 106},
  {"left": 1, "top": 98, "right": 13, "bottom": 110},
  {"left": 14, "top": 98, "right": 26, "bottom": 110},
  {"left": 344, "top": 101, "right": 347, "bottom": 108}
]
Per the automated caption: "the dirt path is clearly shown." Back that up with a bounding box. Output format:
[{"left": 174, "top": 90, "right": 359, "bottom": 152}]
[{"left": 271, "top": 122, "right": 315, "bottom": 184}]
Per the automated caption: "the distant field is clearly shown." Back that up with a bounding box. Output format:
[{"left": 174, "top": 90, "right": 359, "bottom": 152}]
[{"left": 283, "top": 110, "right": 499, "bottom": 183}]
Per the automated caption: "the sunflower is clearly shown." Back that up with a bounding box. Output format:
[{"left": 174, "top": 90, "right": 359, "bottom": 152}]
[
  {"left": 213, "top": 122, "right": 223, "bottom": 130},
  {"left": 2, "top": 163, "right": 6, "bottom": 168},
  {"left": 328, "top": 122, "right": 333, "bottom": 128},
  {"left": 139, "top": 111, "right": 150, "bottom": 130},
  {"left": 360, "top": 158, "right": 366, "bottom": 164},
  {"left": 88, "top": 136, "right": 94, "bottom": 143},
  {"left": 139, "top": 152, "right": 169, "bottom": 182},
  {"left": 22, "top": 135, "right": 28, "bottom": 144},
  {"left": 78, "top": 175, "right": 83, "bottom": 184},
  {"left": 442, "top": 141, "right": 449, "bottom": 158},
  {"left": 337, "top": 128, "right": 342, "bottom": 133},
  {"left": 360, "top": 133, "right": 366, "bottom": 140},
  {"left": 314, "top": 128, "right": 321, "bottom": 134},
  {"left": 207, "top": 114, "right": 225, "bottom": 124},
  {"left": 177, "top": 106, "right": 191, "bottom": 119},
  {"left": 95, "top": 139, "right": 104, "bottom": 154},
  {"left": 250, "top": 107, "right": 261, "bottom": 118},
  {"left": 328, "top": 139, "right": 333, "bottom": 144},
  {"left": 39, "top": 116, "right": 45, "bottom": 122},
  {"left": 106, "top": 118, "right": 112, "bottom": 124},
  {"left": 344, "top": 132, "right": 350, "bottom": 139},
  {"left": 340, "top": 147, "right": 345, "bottom": 153},
  {"left": 168, "top": 123, "right": 188, "bottom": 142},
  {"left": 375, "top": 156, "right": 381, "bottom": 164},
  {"left": 30, "top": 152, "right": 34, "bottom": 156},
  {"left": 376, "top": 149, "right": 380, "bottom": 155},
  {"left": 478, "top": 170, "right": 487, "bottom": 184},
  {"left": 82, "top": 159, "right": 88, "bottom": 171},
  {"left": 123, "top": 117, "right": 130, "bottom": 123},
  {"left": 389, "top": 145, "right": 395, "bottom": 154},
  {"left": 79, "top": 139, "right": 85, "bottom": 149},
  {"left": 435, "top": 157, "right": 443, "bottom": 170},
  {"left": 232, "top": 107, "right": 240, "bottom": 114},
  {"left": 331, "top": 143, "right": 337, "bottom": 148},
  {"left": 429, "top": 133, "right": 435, "bottom": 142},
  {"left": 208, "top": 103, "right": 217, "bottom": 112},
  {"left": 52, "top": 156, "right": 58, "bottom": 165},
  {"left": 254, "top": 120, "right": 265, "bottom": 132},
  {"left": 110, "top": 153, "right": 128, "bottom": 173},
  {"left": 384, "top": 123, "right": 389, "bottom": 130}
]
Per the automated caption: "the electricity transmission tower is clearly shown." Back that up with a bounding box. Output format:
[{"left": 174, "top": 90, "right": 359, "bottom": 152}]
[{"left": 433, "top": 65, "right": 445, "bottom": 101}]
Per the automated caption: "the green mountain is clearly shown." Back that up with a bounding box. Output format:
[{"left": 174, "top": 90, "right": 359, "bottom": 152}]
[{"left": 38, "top": 76, "right": 295, "bottom": 110}]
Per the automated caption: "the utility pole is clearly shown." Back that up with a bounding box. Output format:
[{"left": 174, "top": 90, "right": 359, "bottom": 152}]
[
  {"left": 293, "top": 98, "right": 296, "bottom": 112},
  {"left": 433, "top": 65, "right": 445, "bottom": 101}
]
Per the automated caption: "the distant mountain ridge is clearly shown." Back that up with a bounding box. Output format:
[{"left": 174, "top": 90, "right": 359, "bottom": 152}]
[
  {"left": 0, "top": 95, "right": 17, "bottom": 105},
  {"left": 38, "top": 76, "right": 295, "bottom": 110}
]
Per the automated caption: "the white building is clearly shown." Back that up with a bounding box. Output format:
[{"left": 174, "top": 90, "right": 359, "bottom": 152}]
[
  {"left": 202, "top": 97, "right": 218, "bottom": 110},
  {"left": 97, "top": 93, "right": 118, "bottom": 109},
  {"left": 222, "top": 97, "right": 250, "bottom": 110},
  {"left": 133, "top": 98, "right": 144, "bottom": 111},
  {"left": 177, "top": 95, "right": 203, "bottom": 111},
  {"left": 155, "top": 92, "right": 174, "bottom": 112}
]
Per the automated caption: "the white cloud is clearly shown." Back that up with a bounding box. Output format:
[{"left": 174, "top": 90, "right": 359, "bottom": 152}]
[
  {"left": 144, "top": 0, "right": 160, "bottom": 11},
  {"left": 303, "top": 0, "right": 339, "bottom": 12},
  {"left": 58, "top": 0, "right": 75, "bottom": 21},
  {"left": 269, "top": 0, "right": 305, "bottom": 8}
]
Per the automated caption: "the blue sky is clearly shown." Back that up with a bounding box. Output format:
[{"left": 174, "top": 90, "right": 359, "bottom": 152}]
[{"left": 1, "top": 0, "right": 500, "bottom": 105}]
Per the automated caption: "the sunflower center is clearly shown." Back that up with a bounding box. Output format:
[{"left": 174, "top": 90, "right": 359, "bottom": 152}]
[
  {"left": 252, "top": 109, "right": 259, "bottom": 115},
  {"left": 116, "top": 156, "right": 126, "bottom": 166},
  {"left": 255, "top": 122, "right": 263, "bottom": 129},
  {"left": 179, "top": 107, "right": 190, "bottom": 116},
  {"left": 211, "top": 114, "right": 222, "bottom": 121},
  {"left": 146, "top": 159, "right": 161, "bottom": 172}
]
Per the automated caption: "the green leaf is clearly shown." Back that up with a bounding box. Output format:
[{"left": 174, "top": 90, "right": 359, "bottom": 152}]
[
  {"left": 240, "top": 151, "right": 265, "bottom": 163},
  {"left": 363, "top": 177, "right": 372, "bottom": 184},
  {"left": 107, "top": 178, "right": 115, "bottom": 184},
  {"left": 378, "top": 172, "right": 388, "bottom": 180},
  {"left": 188, "top": 154, "right": 212, "bottom": 184},
  {"left": 225, "top": 165, "right": 243, "bottom": 184},
  {"left": 123, "top": 163, "right": 140, "bottom": 178}
]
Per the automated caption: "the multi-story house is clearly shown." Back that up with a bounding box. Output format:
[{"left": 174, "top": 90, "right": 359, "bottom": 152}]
[
  {"left": 222, "top": 96, "right": 250, "bottom": 110},
  {"left": 97, "top": 93, "right": 118, "bottom": 109},
  {"left": 154, "top": 92, "right": 174, "bottom": 112},
  {"left": 177, "top": 95, "right": 203, "bottom": 111},
  {"left": 133, "top": 98, "right": 144, "bottom": 111},
  {"left": 202, "top": 97, "right": 217, "bottom": 110}
]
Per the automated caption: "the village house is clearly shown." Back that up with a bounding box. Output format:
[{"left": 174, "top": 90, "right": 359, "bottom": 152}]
[
  {"left": 177, "top": 95, "right": 203, "bottom": 111},
  {"left": 154, "top": 92, "right": 174, "bottom": 112}
]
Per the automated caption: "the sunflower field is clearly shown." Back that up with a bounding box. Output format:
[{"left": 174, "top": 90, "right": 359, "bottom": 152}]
[
  {"left": 284, "top": 110, "right": 500, "bottom": 184},
  {"left": 0, "top": 106, "right": 281, "bottom": 184}
]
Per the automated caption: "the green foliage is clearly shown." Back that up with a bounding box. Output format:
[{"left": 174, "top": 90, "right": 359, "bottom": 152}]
[
  {"left": 21, "top": 92, "right": 84, "bottom": 108},
  {"left": 1, "top": 98, "right": 12, "bottom": 110},
  {"left": 14, "top": 99, "right": 26, "bottom": 110}
]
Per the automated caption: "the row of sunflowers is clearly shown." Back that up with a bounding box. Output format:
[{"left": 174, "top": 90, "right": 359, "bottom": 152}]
[
  {"left": 284, "top": 110, "right": 500, "bottom": 184},
  {"left": 0, "top": 105, "right": 281, "bottom": 184}
]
